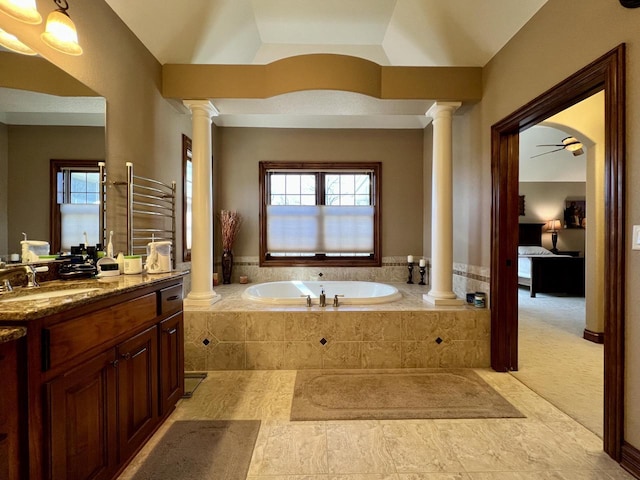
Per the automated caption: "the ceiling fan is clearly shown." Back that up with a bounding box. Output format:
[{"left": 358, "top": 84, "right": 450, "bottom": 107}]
[{"left": 531, "top": 136, "right": 584, "bottom": 158}]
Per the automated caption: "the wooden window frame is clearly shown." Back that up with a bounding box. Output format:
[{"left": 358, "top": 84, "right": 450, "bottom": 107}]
[
  {"left": 259, "top": 161, "right": 381, "bottom": 267},
  {"left": 49, "top": 159, "right": 101, "bottom": 254}
]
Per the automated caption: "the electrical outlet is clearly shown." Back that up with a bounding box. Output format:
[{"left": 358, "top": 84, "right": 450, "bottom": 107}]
[{"left": 633, "top": 225, "right": 640, "bottom": 250}]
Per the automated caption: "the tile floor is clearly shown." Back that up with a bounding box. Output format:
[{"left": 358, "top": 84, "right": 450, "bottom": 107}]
[{"left": 118, "top": 368, "right": 635, "bottom": 479}]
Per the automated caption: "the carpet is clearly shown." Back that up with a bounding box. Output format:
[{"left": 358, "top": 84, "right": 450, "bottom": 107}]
[
  {"left": 131, "top": 420, "right": 260, "bottom": 480},
  {"left": 290, "top": 368, "right": 524, "bottom": 421}
]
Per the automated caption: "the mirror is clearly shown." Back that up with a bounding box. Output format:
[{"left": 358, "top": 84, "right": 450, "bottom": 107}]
[{"left": 0, "top": 51, "right": 106, "bottom": 259}]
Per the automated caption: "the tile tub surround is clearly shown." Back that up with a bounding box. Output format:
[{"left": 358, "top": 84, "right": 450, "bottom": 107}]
[{"left": 184, "top": 283, "right": 490, "bottom": 371}]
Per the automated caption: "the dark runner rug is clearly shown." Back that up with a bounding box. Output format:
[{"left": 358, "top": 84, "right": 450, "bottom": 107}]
[
  {"left": 291, "top": 368, "right": 524, "bottom": 421},
  {"left": 131, "top": 420, "right": 260, "bottom": 480}
]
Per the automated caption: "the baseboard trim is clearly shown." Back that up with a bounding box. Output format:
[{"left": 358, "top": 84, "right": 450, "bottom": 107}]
[
  {"left": 583, "top": 328, "right": 604, "bottom": 344},
  {"left": 622, "top": 441, "right": 640, "bottom": 478}
]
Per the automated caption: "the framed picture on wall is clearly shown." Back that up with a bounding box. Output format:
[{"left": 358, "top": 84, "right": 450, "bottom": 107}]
[{"left": 564, "top": 198, "right": 586, "bottom": 228}]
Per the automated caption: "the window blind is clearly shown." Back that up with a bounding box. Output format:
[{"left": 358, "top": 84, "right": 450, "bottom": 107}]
[
  {"left": 60, "top": 203, "right": 100, "bottom": 251},
  {"left": 267, "top": 205, "right": 374, "bottom": 254}
]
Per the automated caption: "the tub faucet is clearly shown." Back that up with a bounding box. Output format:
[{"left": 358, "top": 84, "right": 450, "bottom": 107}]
[
  {"left": 301, "top": 294, "right": 312, "bottom": 307},
  {"left": 319, "top": 287, "right": 326, "bottom": 307},
  {"left": 333, "top": 294, "right": 344, "bottom": 307}
]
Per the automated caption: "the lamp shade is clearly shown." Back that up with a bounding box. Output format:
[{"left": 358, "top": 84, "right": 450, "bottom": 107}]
[
  {"left": 548, "top": 219, "right": 561, "bottom": 232},
  {"left": 0, "top": 27, "right": 36, "bottom": 55},
  {"left": 40, "top": 9, "right": 82, "bottom": 55},
  {"left": 0, "top": 0, "right": 42, "bottom": 24}
]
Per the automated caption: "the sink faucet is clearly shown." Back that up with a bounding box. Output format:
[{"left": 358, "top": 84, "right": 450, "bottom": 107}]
[
  {"left": 319, "top": 287, "right": 326, "bottom": 307},
  {"left": 0, "top": 264, "right": 41, "bottom": 291}
]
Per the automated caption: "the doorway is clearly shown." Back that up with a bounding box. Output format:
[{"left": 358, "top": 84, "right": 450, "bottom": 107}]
[{"left": 490, "top": 45, "right": 625, "bottom": 459}]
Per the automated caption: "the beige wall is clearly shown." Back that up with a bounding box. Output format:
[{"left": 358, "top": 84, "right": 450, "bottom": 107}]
[
  {"left": 473, "top": 0, "right": 640, "bottom": 447},
  {"left": 5, "top": 126, "right": 104, "bottom": 254},
  {"left": 215, "top": 128, "right": 424, "bottom": 260}
]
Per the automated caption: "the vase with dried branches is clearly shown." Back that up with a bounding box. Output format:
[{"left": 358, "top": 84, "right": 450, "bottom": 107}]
[{"left": 219, "top": 210, "right": 242, "bottom": 284}]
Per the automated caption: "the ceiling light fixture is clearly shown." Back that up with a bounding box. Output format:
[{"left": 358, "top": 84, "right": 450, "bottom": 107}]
[
  {"left": 0, "top": 0, "right": 42, "bottom": 24},
  {"left": 0, "top": 26, "right": 36, "bottom": 54},
  {"left": 41, "top": 0, "right": 82, "bottom": 56},
  {"left": 562, "top": 136, "right": 584, "bottom": 156}
]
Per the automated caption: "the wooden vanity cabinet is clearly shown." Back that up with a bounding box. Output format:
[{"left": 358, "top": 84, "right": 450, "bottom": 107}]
[{"left": 22, "top": 278, "right": 184, "bottom": 480}]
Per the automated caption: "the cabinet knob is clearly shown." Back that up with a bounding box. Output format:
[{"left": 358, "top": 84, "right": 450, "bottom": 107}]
[
  {"left": 111, "top": 359, "right": 119, "bottom": 368},
  {"left": 121, "top": 352, "right": 131, "bottom": 360}
]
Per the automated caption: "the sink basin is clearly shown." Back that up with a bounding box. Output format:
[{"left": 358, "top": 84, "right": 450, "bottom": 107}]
[{"left": 0, "top": 288, "right": 100, "bottom": 303}]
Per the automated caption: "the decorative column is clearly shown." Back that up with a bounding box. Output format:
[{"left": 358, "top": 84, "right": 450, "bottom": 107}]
[
  {"left": 183, "top": 100, "right": 220, "bottom": 307},
  {"left": 424, "top": 101, "right": 464, "bottom": 306}
]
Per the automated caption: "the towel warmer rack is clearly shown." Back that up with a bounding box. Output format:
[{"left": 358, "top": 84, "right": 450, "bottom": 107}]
[{"left": 123, "top": 162, "right": 176, "bottom": 267}]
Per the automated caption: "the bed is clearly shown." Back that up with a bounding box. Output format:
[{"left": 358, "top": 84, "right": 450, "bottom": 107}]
[{"left": 518, "top": 223, "right": 585, "bottom": 298}]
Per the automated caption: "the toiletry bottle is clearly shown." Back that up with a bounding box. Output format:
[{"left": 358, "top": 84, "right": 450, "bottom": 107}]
[{"left": 116, "top": 252, "right": 124, "bottom": 273}]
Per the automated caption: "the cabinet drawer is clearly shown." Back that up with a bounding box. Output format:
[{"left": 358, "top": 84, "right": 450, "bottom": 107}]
[
  {"left": 158, "top": 284, "right": 183, "bottom": 316},
  {"left": 45, "top": 293, "right": 156, "bottom": 371}
]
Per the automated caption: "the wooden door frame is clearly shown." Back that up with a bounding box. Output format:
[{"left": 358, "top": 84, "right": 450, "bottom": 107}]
[{"left": 490, "top": 44, "right": 626, "bottom": 459}]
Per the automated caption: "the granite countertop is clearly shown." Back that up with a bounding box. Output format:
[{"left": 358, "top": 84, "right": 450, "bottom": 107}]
[
  {"left": 0, "top": 271, "right": 187, "bottom": 323},
  {"left": 0, "top": 326, "right": 27, "bottom": 344}
]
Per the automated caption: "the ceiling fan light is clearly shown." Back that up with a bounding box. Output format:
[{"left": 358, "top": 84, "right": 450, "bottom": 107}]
[
  {"left": 0, "top": 0, "right": 42, "bottom": 24},
  {"left": 41, "top": 8, "right": 82, "bottom": 55},
  {"left": 0, "top": 27, "right": 37, "bottom": 55},
  {"left": 562, "top": 136, "right": 583, "bottom": 151}
]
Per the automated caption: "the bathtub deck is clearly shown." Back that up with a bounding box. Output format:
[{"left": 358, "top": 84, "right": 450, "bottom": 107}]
[{"left": 184, "top": 283, "right": 490, "bottom": 371}]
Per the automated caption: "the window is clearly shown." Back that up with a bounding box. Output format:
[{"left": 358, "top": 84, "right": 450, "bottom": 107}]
[
  {"left": 49, "top": 160, "right": 102, "bottom": 253},
  {"left": 259, "top": 162, "right": 381, "bottom": 267},
  {"left": 182, "top": 134, "right": 192, "bottom": 261}
]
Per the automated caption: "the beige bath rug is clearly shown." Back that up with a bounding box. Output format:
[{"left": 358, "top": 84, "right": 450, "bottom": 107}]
[
  {"left": 130, "top": 420, "right": 260, "bottom": 480},
  {"left": 290, "top": 368, "right": 524, "bottom": 421}
]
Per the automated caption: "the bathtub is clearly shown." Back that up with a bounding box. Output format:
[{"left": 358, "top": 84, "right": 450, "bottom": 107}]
[{"left": 242, "top": 280, "right": 402, "bottom": 305}]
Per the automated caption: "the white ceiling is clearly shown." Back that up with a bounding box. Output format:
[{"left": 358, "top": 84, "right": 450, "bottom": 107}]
[
  {"left": 103, "top": 0, "right": 548, "bottom": 129},
  {"left": 0, "top": 87, "right": 105, "bottom": 126},
  {"left": 103, "top": 0, "right": 547, "bottom": 67}
]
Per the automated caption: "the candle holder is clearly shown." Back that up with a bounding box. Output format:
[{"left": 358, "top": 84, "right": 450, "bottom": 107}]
[
  {"left": 419, "top": 266, "right": 426, "bottom": 285},
  {"left": 407, "top": 262, "right": 414, "bottom": 284}
]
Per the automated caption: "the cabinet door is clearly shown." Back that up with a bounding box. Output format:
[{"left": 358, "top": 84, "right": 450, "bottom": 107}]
[
  {"left": 117, "top": 325, "right": 158, "bottom": 460},
  {"left": 0, "top": 338, "right": 24, "bottom": 480},
  {"left": 159, "top": 313, "right": 184, "bottom": 415},
  {"left": 47, "top": 350, "right": 118, "bottom": 480}
]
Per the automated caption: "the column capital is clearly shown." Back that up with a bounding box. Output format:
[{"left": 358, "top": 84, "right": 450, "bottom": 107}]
[
  {"left": 425, "top": 101, "right": 462, "bottom": 120},
  {"left": 183, "top": 99, "right": 219, "bottom": 117}
]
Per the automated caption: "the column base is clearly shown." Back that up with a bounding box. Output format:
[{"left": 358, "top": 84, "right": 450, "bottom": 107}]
[
  {"left": 422, "top": 293, "right": 465, "bottom": 306},
  {"left": 184, "top": 291, "right": 222, "bottom": 308}
]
